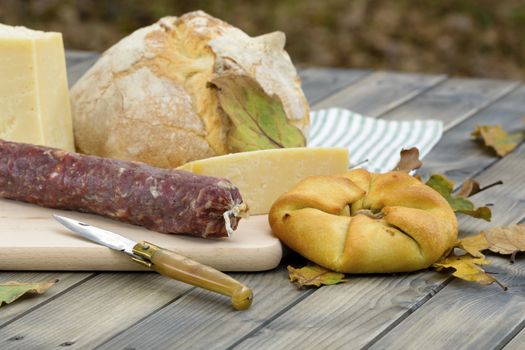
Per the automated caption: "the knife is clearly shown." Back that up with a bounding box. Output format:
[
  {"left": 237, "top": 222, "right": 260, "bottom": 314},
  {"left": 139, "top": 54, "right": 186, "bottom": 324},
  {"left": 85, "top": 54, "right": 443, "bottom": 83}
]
[{"left": 53, "top": 215, "right": 253, "bottom": 310}]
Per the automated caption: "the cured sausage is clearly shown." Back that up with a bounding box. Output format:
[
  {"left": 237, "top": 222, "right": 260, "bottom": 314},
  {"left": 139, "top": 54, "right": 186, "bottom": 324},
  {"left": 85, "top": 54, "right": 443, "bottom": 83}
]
[{"left": 0, "top": 139, "right": 245, "bottom": 238}]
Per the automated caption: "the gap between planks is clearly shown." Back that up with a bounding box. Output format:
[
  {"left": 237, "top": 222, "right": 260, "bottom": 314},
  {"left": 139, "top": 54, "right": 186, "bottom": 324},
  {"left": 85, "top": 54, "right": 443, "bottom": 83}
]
[
  {"left": 0, "top": 273, "right": 96, "bottom": 329},
  {"left": 299, "top": 67, "right": 372, "bottom": 105},
  {"left": 93, "top": 286, "right": 197, "bottom": 349}
]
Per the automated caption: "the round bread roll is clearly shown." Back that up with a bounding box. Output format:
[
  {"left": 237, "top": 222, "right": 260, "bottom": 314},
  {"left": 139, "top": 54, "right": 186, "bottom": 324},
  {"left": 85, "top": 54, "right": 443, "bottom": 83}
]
[
  {"left": 269, "top": 169, "right": 458, "bottom": 273},
  {"left": 70, "top": 11, "right": 309, "bottom": 168}
]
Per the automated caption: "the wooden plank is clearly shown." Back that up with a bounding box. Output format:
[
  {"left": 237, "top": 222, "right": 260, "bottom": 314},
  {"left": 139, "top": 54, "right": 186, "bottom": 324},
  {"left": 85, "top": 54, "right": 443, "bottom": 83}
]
[
  {"left": 235, "top": 272, "right": 447, "bottom": 350},
  {"left": 0, "top": 273, "right": 194, "bottom": 349},
  {"left": 208, "top": 80, "right": 525, "bottom": 349},
  {"left": 298, "top": 68, "right": 370, "bottom": 105},
  {"left": 504, "top": 324, "right": 525, "bottom": 349},
  {"left": 418, "top": 84, "right": 525, "bottom": 185},
  {"left": 97, "top": 272, "right": 307, "bottom": 349},
  {"left": 312, "top": 71, "right": 446, "bottom": 115},
  {"left": 369, "top": 144, "right": 525, "bottom": 350},
  {"left": 382, "top": 78, "right": 519, "bottom": 130},
  {"left": 27, "top": 72, "right": 442, "bottom": 347},
  {"left": 0, "top": 272, "right": 92, "bottom": 328},
  {"left": 370, "top": 257, "right": 525, "bottom": 350}
]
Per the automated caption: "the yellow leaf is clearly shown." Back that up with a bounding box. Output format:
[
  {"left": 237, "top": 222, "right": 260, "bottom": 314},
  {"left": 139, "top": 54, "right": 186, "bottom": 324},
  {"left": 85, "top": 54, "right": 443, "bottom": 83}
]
[
  {"left": 459, "top": 234, "right": 490, "bottom": 258},
  {"left": 432, "top": 254, "right": 505, "bottom": 289},
  {"left": 287, "top": 264, "right": 346, "bottom": 288},
  {"left": 0, "top": 280, "right": 58, "bottom": 307},
  {"left": 472, "top": 124, "right": 524, "bottom": 157}
]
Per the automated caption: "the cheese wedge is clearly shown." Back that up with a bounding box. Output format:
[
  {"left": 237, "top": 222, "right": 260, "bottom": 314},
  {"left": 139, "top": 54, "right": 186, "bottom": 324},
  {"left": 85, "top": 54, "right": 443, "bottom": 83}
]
[
  {"left": 179, "top": 148, "right": 349, "bottom": 215},
  {"left": 0, "top": 24, "right": 74, "bottom": 151}
]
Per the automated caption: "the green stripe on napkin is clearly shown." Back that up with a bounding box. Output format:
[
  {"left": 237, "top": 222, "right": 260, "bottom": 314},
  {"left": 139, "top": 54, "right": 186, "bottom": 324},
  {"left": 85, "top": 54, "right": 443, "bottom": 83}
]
[{"left": 309, "top": 108, "right": 442, "bottom": 172}]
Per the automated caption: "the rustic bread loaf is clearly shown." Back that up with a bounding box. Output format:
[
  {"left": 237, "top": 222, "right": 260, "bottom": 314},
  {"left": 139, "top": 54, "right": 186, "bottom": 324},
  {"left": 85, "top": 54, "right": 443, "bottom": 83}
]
[
  {"left": 70, "top": 11, "right": 309, "bottom": 168},
  {"left": 269, "top": 169, "right": 458, "bottom": 273}
]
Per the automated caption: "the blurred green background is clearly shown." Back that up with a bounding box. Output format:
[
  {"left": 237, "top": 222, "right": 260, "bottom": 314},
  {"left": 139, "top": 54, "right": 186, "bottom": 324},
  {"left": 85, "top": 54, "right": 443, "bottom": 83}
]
[{"left": 1, "top": 0, "right": 524, "bottom": 79}]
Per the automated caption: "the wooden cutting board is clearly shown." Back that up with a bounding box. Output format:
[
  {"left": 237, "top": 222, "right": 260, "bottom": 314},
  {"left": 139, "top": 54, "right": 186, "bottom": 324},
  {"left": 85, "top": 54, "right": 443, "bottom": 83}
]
[{"left": 0, "top": 198, "right": 282, "bottom": 272}]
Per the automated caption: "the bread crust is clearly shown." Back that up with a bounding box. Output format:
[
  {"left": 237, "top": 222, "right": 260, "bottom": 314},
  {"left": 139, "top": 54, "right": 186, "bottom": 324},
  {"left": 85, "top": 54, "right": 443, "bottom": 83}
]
[
  {"left": 269, "top": 170, "right": 458, "bottom": 273},
  {"left": 70, "top": 11, "right": 309, "bottom": 168}
]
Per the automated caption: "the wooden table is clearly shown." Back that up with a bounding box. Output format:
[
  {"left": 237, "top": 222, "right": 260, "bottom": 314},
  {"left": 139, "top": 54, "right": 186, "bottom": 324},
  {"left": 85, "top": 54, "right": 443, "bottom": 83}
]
[{"left": 1, "top": 51, "right": 525, "bottom": 349}]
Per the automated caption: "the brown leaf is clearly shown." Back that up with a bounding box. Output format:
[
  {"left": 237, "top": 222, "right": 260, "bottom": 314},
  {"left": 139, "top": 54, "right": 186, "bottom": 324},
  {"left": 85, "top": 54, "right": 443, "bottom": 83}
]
[
  {"left": 393, "top": 147, "right": 422, "bottom": 172},
  {"left": 484, "top": 225, "right": 525, "bottom": 256},
  {"left": 456, "top": 178, "right": 481, "bottom": 197},
  {"left": 459, "top": 225, "right": 525, "bottom": 260},
  {"left": 432, "top": 254, "right": 506, "bottom": 289},
  {"left": 471, "top": 124, "right": 525, "bottom": 157},
  {"left": 0, "top": 280, "right": 58, "bottom": 307},
  {"left": 287, "top": 264, "right": 346, "bottom": 288}
]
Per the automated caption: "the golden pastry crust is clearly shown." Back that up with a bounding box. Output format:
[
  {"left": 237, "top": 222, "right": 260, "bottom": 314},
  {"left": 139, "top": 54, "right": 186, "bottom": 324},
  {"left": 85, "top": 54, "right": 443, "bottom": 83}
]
[{"left": 269, "top": 169, "right": 458, "bottom": 273}]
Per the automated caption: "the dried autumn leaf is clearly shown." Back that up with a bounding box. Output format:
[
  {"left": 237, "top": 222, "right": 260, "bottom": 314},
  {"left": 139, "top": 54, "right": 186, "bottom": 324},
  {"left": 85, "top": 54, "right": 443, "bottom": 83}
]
[
  {"left": 456, "top": 178, "right": 481, "bottom": 197},
  {"left": 471, "top": 124, "right": 525, "bottom": 157},
  {"left": 459, "top": 234, "right": 490, "bottom": 258},
  {"left": 457, "top": 207, "right": 492, "bottom": 221},
  {"left": 432, "top": 254, "right": 506, "bottom": 289},
  {"left": 460, "top": 225, "right": 525, "bottom": 261},
  {"left": 393, "top": 147, "right": 422, "bottom": 172},
  {"left": 287, "top": 264, "right": 346, "bottom": 288},
  {"left": 0, "top": 280, "right": 58, "bottom": 307},
  {"left": 457, "top": 179, "right": 503, "bottom": 198},
  {"left": 425, "top": 174, "right": 491, "bottom": 221},
  {"left": 485, "top": 225, "right": 525, "bottom": 255},
  {"left": 212, "top": 74, "right": 306, "bottom": 152}
]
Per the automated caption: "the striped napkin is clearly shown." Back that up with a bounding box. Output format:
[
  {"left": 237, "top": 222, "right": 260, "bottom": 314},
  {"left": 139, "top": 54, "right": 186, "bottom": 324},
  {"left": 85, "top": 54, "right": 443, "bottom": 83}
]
[{"left": 308, "top": 108, "right": 443, "bottom": 172}]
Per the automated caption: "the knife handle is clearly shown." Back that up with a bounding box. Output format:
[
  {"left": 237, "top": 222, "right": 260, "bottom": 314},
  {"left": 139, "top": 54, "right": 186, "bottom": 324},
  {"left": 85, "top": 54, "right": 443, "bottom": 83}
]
[{"left": 132, "top": 241, "right": 253, "bottom": 310}]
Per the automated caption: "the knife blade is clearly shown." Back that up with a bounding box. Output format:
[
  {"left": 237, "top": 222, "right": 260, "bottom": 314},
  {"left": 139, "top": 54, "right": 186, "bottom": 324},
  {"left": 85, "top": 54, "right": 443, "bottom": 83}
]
[{"left": 53, "top": 215, "right": 253, "bottom": 310}]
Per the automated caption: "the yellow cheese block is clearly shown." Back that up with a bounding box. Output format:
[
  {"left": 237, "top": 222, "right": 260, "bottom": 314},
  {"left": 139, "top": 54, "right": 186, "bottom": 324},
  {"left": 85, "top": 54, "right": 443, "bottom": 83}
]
[
  {"left": 0, "top": 24, "right": 74, "bottom": 151},
  {"left": 179, "top": 148, "right": 349, "bottom": 215}
]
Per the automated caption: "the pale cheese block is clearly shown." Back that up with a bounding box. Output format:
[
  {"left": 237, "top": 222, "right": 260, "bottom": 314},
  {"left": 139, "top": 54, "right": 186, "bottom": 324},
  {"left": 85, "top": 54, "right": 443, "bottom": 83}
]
[
  {"left": 178, "top": 148, "right": 349, "bottom": 215},
  {"left": 0, "top": 24, "right": 74, "bottom": 151}
]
